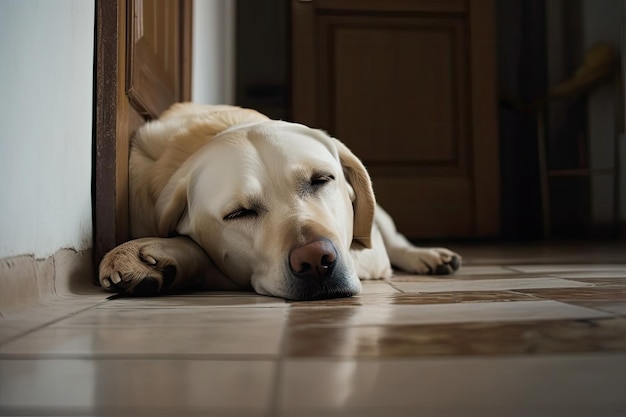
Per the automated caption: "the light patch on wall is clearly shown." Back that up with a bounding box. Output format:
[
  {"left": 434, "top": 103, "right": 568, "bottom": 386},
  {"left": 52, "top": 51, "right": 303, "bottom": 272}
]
[{"left": 192, "top": 0, "right": 235, "bottom": 105}]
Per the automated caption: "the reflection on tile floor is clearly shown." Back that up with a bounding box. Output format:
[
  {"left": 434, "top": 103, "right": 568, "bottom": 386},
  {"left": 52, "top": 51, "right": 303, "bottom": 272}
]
[{"left": 1, "top": 243, "right": 626, "bottom": 416}]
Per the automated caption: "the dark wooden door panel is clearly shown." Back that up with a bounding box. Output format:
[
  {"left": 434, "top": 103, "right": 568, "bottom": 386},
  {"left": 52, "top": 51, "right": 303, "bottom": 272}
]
[
  {"left": 292, "top": 0, "right": 499, "bottom": 239},
  {"left": 320, "top": 15, "right": 467, "bottom": 168}
]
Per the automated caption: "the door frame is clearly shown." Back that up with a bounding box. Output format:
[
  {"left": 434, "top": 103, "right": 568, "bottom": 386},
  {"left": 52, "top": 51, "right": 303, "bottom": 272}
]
[{"left": 93, "top": 0, "right": 192, "bottom": 278}]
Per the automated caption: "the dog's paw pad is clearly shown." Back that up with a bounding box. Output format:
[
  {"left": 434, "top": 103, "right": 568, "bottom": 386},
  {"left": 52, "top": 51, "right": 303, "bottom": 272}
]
[{"left": 98, "top": 240, "right": 178, "bottom": 296}]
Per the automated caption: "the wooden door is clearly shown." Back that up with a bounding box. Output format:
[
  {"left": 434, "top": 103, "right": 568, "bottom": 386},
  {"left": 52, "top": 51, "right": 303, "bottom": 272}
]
[
  {"left": 292, "top": 0, "right": 500, "bottom": 239},
  {"left": 94, "top": 0, "right": 191, "bottom": 269}
]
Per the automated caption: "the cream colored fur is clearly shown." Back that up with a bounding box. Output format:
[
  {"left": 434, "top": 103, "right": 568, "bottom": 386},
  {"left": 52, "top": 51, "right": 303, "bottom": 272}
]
[{"left": 99, "top": 103, "right": 461, "bottom": 300}]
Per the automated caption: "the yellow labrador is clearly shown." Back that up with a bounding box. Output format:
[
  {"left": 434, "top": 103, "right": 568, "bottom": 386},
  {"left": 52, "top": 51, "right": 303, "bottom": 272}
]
[{"left": 99, "top": 104, "right": 461, "bottom": 300}]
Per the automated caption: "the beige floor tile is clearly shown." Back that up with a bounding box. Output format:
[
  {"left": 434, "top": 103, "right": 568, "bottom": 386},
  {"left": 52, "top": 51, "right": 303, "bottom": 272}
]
[
  {"left": 567, "top": 278, "right": 626, "bottom": 287},
  {"left": 99, "top": 293, "right": 286, "bottom": 309},
  {"left": 388, "top": 291, "right": 538, "bottom": 304},
  {"left": 289, "top": 290, "right": 537, "bottom": 308},
  {"left": 287, "top": 294, "right": 395, "bottom": 307},
  {"left": 0, "top": 359, "right": 274, "bottom": 415},
  {"left": 392, "top": 266, "right": 516, "bottom": 281},
  {"left": 0, "top": 308, "right": 287, "bottom": 355},
  {"left": 278, "top": 408, "right": 625, "bottom": 417},
  {"left": 392, "top": 277, "right": 592, "bottom": 293},
  {"left": 508, "top": 265, "right": 626, "bottom": 274},
  {"left": 0, "top": 325, "right": 283, "bottom": 356},
  {"left": 278, "top": 355, "right": 626, "bottom": 416},
  {"left": 285, "top": 300, "right": 611, "bottom": 328},
  {"left": 0, "top": 298, "right": 107, "bottom": 345},
  {"left": 576, "top": 301, "right": 626, "bottom": 315},
  {"left": 550, "top": 271, "right": 626, "bottom": 279},
  {"left": 359, "top": 281, "right": 400, "bottom": 294},
  {"left": 446, "top": 265, "right": 517, "bottom": 275},
  {"left": 51, "top": 306, "right": 288, "bottom": 327},
  {"left": 284, "top": 317, "right": 626, "bottom": 357},
  {"left": 515, "top": 287, "right": 626, "bottom": 301}
]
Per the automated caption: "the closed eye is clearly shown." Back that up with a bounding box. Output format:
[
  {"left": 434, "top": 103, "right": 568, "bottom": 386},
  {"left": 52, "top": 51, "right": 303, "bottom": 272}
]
[
  {"left": 311, "top": 174, "right": 335, "bottom": 187},
  {"left": 223, "top": 207, "right": 258, "bottom": 221}
]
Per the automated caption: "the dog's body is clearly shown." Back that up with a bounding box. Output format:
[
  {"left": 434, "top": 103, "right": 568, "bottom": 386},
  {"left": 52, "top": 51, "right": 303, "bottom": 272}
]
[{"left": 99, "top": 104, "right": 460, "bottom": 300}]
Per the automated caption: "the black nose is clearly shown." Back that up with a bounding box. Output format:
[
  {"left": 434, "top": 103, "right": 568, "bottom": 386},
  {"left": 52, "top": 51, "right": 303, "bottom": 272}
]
[{"left": 289, "top": 239, "right": 337, "bottom": 281}]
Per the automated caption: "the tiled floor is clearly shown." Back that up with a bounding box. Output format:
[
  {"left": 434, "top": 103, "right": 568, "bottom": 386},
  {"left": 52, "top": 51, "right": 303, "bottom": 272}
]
[{"left": 1, "top": 243, "right": 626, "bottom": 416}]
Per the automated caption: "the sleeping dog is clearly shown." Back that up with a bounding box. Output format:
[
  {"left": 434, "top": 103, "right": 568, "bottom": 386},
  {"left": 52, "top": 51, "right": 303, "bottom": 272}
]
[{"left": 99, "top": 104, "right": 461, "bottom": 300}]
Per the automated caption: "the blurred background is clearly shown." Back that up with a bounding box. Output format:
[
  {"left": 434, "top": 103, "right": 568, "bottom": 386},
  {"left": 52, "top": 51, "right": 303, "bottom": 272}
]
[{"left": 234, "top": 0, "right": 625, "bottom": 243}]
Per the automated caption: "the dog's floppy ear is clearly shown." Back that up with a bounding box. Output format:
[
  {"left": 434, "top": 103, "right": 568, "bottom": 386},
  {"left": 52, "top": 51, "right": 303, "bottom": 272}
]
[
  {"left": 334, "top": 139, "right": 375, "bottom": 249},
  {"left": 155, "top": 176, "right": 188, "bottom": 237}
]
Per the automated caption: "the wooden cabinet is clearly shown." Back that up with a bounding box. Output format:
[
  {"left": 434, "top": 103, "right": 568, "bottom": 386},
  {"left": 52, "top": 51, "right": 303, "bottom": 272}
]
[
  {"left": 292, "top": 0, "right": 500, "bottom": 239},
  {"left": 94, "top": 0, "right": 191, "bottom": 266}
]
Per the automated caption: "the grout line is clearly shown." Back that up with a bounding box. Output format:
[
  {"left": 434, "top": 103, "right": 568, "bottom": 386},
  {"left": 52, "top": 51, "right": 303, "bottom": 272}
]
[
  {"left": 0, "top": 298, "right": 111, "bottom": 348},
  {"left": 388, "top": 281, "right": 406, "bottom": 293},
  {"left": 503, "top": 265, "right": 528, "bottom": 273},
  {"left": 265, "top": 303, "right": 292, "bottom": 417}
]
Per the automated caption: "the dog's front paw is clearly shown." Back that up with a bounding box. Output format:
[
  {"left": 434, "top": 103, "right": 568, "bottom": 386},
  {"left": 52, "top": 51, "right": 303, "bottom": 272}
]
[
  {"left": 400, "top": 247, "right": 462, "bottom": 275},
  {"left": 99, "top": 238, "right": 178, "bottom": 296}
]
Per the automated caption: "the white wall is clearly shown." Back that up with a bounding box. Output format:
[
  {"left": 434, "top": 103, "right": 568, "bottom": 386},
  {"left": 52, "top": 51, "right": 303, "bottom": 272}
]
[
  {"left": 0, "top": 0, "right": 95, "bottom": 259},
  {"left": 192, "top": 0, "right": 235, "bottom": 104},
  {"left": 0, "top": 0, "right": 231, "bottom": 260}
]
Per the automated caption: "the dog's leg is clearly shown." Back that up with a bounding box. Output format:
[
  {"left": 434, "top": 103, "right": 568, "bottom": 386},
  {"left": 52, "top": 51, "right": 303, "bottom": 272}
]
[
  {"left": 99, "top": 236, "right": 235, "bottom": 296},
  {"left": 375, "top": 206, "right": 461, "bottom": 275}
]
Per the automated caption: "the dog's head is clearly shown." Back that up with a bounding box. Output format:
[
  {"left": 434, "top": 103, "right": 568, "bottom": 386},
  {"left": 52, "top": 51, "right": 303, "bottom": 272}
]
[{"left": 155, "top": 121, "right": 375, "bottom": 300}]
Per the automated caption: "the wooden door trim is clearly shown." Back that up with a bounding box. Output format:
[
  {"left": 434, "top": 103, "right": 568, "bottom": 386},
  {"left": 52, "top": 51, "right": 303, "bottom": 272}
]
[
  {"left": 94, "top": 0, "right": 127, "bottom": 271},
  {"left": 93, "top": 0, "right": 192, "bottom": 276},
  {"left": 180, "top": 1, "right": 192, "bottom": 102}
]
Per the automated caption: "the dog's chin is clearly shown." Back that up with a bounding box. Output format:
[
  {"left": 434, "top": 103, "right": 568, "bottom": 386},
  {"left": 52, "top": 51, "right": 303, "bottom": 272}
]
[
  {"left": 286, "top": 282, "right": 361, "bottom": 301},
  {"left": 253, "top": 263, "right": 362, "bottom": 301}
]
